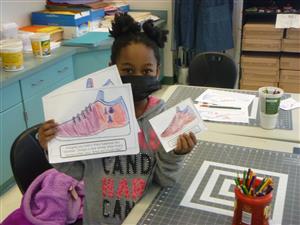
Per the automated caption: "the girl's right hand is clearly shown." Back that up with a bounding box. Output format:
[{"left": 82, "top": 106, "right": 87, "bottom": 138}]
[{"left": 38, "top": 119, "right": 58, "bottom": 150}]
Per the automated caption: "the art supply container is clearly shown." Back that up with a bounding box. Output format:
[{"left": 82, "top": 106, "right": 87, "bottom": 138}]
[
  {"left": 30, "top": 33, "right": 51, "bottom": 57},
  {"left": 0, "top": 39, "right": 24, "bottom": 71},
  {"left": 258, "top": 87, "right": 283, "bottom": 129},
  {"left": 232, "top": 179, "right": 272, "bottom": 225}
]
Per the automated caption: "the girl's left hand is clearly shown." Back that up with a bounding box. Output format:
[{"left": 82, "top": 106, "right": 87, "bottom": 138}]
[{"left": 174, "top": 132, "right": 197, "bottom": 155}]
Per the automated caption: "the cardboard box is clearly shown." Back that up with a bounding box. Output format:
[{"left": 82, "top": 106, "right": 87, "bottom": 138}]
[
  {"left": 242, "top": 39, "right": 281, "bottom": 52},
  {"left": 241, "top": 54, "right": 279, "bottom": 70},
  {"left": 280, "top": 70, "right": 300, "bottom": 84},
  {"left": 279, "top": 82, "right": 300, "bottom": 93},
  {"left": 243, "top": 23, "right": 284, "bottom": 40},
  {"left": 32, "top": 10, "right": 90, "bottom": 27},
  {"left": 286, "top": 28, "right": 300, "bottom": 40},
  {"left": 61, "top": 24, "right": 89, "bottom": 39},
  {"left": 88, "top": 8, "right": 105, "bottom": 30},
  {"left": 280, "top": 55, "right": 300, "bottom": 70},
  {"left": 240, "top": 79, "right": 278, "bottom": 90},
  {"left": 242, "top": 68, "right": 279, "bottom": 82},
  {"left": 281, "top": 39, "right": 300, "bottom": 53}
]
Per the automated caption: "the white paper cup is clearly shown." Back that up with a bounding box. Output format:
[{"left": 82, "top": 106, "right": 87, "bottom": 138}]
[
  {"left": 259, "top": 112, "right": 278, "bottom": 129},
  {"left": 30, "top": 33, "right": 51, "bottom": 57},
  {"left": 258, "top": 86, "right": 284, "bottom": 129}
]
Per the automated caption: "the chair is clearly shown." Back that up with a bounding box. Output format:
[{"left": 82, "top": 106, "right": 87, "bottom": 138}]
[
  {"left": 187, "top": 52, "right": 237, "bottom": 88},
  {"left": 10, "top": 124, "right": 83, "bottom": 225},
  {"left": 10, "top": 124, "right": 53, "bottom": 194}
]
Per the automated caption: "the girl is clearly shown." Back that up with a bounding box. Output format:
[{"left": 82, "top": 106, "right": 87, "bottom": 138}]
[{"left": 38, "top": 13, "right": 196, "bottom": 225}]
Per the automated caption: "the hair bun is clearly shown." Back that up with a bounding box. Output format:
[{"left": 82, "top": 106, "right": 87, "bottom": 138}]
[
  {"left": 142, "top": 20, "right": 169, "bottom": 48},
  {"left": 109, "top": 13, "right": 141, "bottom": 38}
]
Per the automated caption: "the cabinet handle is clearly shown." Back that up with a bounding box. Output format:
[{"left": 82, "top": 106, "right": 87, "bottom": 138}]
[
  {"left": 57, "top": 66, "right": 69, "bottom": 73},
  {"left": 31, "top": 79, "right": 44, "bottom": 87}
]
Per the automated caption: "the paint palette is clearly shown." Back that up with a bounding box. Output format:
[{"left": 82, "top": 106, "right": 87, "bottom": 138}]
[{"left": 137, "top": 141, "right": 300, "bottom": 225}]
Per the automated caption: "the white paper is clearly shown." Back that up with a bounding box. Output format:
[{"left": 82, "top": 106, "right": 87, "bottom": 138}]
[
  {"left": 43, "top": 65, "right": 141, "bottom": 133},
  {"left": 280, "top": 98, "right": 300, "bottom": 110},
  {"left": 276, "top": 14, "right": 300, "bottom": 28},
  {"left": 249, "top": 97, "right": 259, "bottom": 119},
  {"left": 194, "top": 102, "right": 249, "bottom": 124},
  {"left": 43, "top": 84, "right": 139, "bottom": 163},
  {"left": 150, "top": 98, "right": 207, "bottom": 152},
  {"left": 195, "top": 89, "right": 255, "bottom": 108}
]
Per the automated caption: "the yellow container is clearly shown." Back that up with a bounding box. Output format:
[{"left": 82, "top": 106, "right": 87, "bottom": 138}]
[
  {"left": 30, "top": 33, "right": 51, "bottom": 57},
  {"left": 0, "top": 40, "right": 24, "bottom": 71}
]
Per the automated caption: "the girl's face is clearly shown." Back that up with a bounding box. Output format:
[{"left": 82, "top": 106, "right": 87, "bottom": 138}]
[{"left": 116, "top": 43, "right": 160, "bottom": 78}]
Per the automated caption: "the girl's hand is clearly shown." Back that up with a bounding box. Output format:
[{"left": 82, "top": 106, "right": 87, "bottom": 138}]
[
  {"left": 174, "top": 132, "right": 197, "bottom": 155},
  {"left": 38, "top": 119, "right": 58, "bottom": 151}
]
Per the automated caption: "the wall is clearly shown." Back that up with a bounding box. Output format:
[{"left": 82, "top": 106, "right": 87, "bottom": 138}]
[
  {"left": 127, "top": 0, "right": 174, "bottom": 79},
  {"left": 0, "top": 0, "right": 45, "bottom": 27}
]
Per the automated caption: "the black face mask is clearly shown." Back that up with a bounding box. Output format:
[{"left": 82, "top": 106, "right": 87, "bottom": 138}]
[{"left": 121, "top": 75, "right": 161, "bottom": 102}]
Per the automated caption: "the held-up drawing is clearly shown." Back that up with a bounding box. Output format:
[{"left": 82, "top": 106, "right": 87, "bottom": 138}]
[
  {"left": 56, "top": 90, "right": 129, "bottom": 139},
  {"left": 43, "top": 84, "right": 139, "bottom": 163},
  {"left": 150, "top": 98, "right": 207, "bottom": 152},
  {"left": 161, "top": 105, "right": 197, "bottom": 138}
]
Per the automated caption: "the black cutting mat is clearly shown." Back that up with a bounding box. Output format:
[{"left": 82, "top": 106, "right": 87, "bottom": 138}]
[
  {"left": 165, "top": 86, "right": 292, "bottom": 130},
  {"left": 137, "top": 141, "right": 300, "bottom": 225}
]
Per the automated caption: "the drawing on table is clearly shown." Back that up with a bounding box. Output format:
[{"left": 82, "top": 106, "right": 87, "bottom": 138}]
[
  {"left": 196, "top": 89, "right": 255, "bottom": 107},
  {"left": 199, "top": 110, "right": 249, "bottom": 123},
  {"left": 160, "top": 105, "right": 197, "bottom": 138},
  {"left": 56, "top": 90, "right": 130, "bottom": 139}
]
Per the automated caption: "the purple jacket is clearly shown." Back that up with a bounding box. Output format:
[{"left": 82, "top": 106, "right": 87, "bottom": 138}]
[{"left": 2, "top": 168, "right": 84, "bottom": 225}]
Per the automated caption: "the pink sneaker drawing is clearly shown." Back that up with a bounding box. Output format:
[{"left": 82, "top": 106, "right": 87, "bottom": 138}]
[
  {"left": 56, "top": 90, "right": 129, "bottom": 139},
  {"left": 160, "top": 105, "right": 196, "bottom": 138}
]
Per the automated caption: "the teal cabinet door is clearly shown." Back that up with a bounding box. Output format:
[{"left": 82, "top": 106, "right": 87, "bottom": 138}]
[
  {"left": 24, "top": 75, "right": 74, "bottom": 127},
  {"left": 0, "top": 103, "right": 26, "bottom": 193},
  {"left": 73, "top": 49, "right": 111, "bottom": 79}
]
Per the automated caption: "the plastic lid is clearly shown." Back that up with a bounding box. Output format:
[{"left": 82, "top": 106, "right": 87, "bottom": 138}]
[
  {"left": 30, "top": 33, "right": 50, "bottom": 41},
  {"left": 0, "top": 39, "right": 23, "bottom": 52},
  {"left": 0, "top": 39, "right": 22, "bottom": 46}
]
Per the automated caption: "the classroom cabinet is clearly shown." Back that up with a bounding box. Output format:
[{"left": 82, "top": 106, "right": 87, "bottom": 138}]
[
  {"left": 0, "top": 103, "right": 27, "bottom": 194},
  {"left": 0, "top": 47, "right": 112, "bottom": 194},
  {"left": 23, "top": 75, "right": 74, "bottom": 127},
  {"left": 0, "top": 82, "right": 26, "bottom": 193},
  {"left": 21, "top": 57, "right": 74, "bottom": 127},
  {"left": 73, "top": 48, "right": 111, "bottom": 79},
  {"left": 0, "top": 54, "right": 75, "bottom": 193}
]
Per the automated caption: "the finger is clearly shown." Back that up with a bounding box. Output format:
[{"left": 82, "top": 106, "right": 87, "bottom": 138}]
[
  {"left": 189, "top": 132, "right": 197, "bottom": 144},
  {"left": 42, "top": 120, "right": 57, "bottom": 131},
  {"left": 45, "top": 134, "right": 56, "bottom": 142},
  {"left": 175, "top": 135, "right": 182, "bottom": 152},
  {"left": 181, "top": 134, "right": 188, "bottom": 150},
  {"left": 186, "top": 134, "right": 195, "bottom": 148},
  {"left": 43, "top": 127, "right": 57, "bottom": 137}
]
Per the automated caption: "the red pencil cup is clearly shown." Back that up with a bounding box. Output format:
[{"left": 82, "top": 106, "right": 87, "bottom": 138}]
[{"left": 232, "top": 179, "right": 272, "bottom": 225}]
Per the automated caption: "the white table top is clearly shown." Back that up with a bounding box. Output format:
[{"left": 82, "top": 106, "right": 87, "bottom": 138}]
[{"left": 161, "top": 85, "right": 300, "bottom": 143}]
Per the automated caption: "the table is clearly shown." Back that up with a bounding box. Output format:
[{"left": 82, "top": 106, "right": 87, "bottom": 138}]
[
  {"left": 123, "top": 132, "right": 300, "bottom": 225},
  {"left": 161, "top": 85, "right": 300, "bottom": 143}
]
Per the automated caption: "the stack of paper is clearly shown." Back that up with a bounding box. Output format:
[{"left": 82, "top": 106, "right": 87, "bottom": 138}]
[
  {"left": 194, "top": 89, "right": 256, "bottom": 123},
  {"left": 42, "top": 66, "right": 140, "bottom": 163}
]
